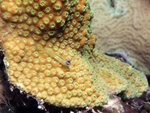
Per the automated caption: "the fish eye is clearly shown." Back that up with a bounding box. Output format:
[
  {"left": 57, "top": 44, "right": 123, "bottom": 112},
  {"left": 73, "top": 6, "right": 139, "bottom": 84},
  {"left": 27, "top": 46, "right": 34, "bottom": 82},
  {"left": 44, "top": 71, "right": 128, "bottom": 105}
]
[{"left": 65, "top": 60, "right": 71, "bottom": 66}]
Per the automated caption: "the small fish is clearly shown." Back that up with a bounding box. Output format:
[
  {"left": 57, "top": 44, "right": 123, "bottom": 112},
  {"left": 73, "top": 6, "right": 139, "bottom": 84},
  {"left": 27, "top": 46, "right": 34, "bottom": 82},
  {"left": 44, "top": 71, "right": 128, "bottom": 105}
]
[{"left": 44, "top": 48, "right": 71, "bottom": 66}]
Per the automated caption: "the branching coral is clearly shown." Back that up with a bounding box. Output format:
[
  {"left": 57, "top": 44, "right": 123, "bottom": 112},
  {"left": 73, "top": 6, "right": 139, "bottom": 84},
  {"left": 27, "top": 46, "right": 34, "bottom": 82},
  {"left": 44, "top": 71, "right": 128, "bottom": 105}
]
[
  {"left": 0, "top": 0, "right": 148, "bottom": 108},
  {"left": 89, "top": 0, "right": 150, "bottom": 75}
]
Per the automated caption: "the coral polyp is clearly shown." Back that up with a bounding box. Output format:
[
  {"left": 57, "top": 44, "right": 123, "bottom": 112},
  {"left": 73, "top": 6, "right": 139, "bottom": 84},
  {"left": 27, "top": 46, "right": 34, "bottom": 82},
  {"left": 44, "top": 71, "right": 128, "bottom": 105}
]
[{"left": 0, "top": 0, "right": 148, "bottom": 108}]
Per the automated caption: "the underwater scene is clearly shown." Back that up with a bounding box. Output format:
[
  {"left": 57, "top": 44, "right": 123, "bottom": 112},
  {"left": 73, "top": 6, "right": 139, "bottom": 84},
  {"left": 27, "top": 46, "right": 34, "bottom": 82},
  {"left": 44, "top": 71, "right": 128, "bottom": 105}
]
[{"left": 0, "top": 0, "right": 149, "bottom": 113}]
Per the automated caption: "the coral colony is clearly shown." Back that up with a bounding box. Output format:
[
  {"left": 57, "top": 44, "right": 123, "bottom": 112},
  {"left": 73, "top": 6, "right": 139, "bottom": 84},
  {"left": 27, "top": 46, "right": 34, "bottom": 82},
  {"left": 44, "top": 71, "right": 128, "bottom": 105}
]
[
  {"left": 90, "top": 0, "right": 150, "bottom": 75},
  {"left": 0, "top": 0, "right": 148, "bottom": 108}
]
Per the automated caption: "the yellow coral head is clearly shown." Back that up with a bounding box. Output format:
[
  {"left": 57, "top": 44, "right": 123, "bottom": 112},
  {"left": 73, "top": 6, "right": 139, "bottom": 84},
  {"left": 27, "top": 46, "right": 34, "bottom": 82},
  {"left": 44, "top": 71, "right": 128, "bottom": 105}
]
[{"left": 0, "top": 0, "right": 148, "bottom": 108}]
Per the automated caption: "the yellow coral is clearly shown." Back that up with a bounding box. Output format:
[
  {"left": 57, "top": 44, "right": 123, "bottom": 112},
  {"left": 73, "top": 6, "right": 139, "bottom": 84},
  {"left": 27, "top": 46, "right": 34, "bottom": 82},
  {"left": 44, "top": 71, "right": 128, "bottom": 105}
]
[{"left": 0, "top": 0, "right": 148, "bottom": 108}]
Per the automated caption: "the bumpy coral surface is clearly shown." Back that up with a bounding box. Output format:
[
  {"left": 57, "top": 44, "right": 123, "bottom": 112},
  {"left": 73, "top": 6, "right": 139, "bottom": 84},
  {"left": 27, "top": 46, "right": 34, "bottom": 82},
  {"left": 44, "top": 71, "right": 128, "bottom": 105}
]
[
  {"left": 89, "top": 0, "right": 150, "bottom": 75},
  {"left": 0, "top": 0, "right": 148, "bottom": 108}
]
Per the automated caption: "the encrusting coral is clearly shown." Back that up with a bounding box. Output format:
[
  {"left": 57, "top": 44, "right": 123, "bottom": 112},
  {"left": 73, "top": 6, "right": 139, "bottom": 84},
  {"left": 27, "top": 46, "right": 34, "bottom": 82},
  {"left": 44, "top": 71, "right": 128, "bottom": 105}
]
[
  {"left": 0, "top": 0, "right": 148, "bottom": 108},
  {"left": 89, "top": 0, "right": 150, "bottom": 75}
]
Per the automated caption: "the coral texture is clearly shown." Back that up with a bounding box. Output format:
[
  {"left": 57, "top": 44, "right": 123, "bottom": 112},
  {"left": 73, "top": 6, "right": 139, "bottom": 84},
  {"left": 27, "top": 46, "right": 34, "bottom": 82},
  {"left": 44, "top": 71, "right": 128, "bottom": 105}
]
[
  {"left": 89, "top": 0, "right": 150, "bottom": 74},
  {"left": 0, "top": 0, "right": 148, "bottom": 108}
]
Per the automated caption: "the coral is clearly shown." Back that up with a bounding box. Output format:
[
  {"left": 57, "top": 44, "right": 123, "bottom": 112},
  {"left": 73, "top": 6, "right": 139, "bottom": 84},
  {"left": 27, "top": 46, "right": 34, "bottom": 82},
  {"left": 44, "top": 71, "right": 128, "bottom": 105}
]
[
  {"left": 0, "top": 0, "right": 148, "bottom": 108},
  {"left": 89, "top": 0, "right": 150, "bottom": 75}
]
